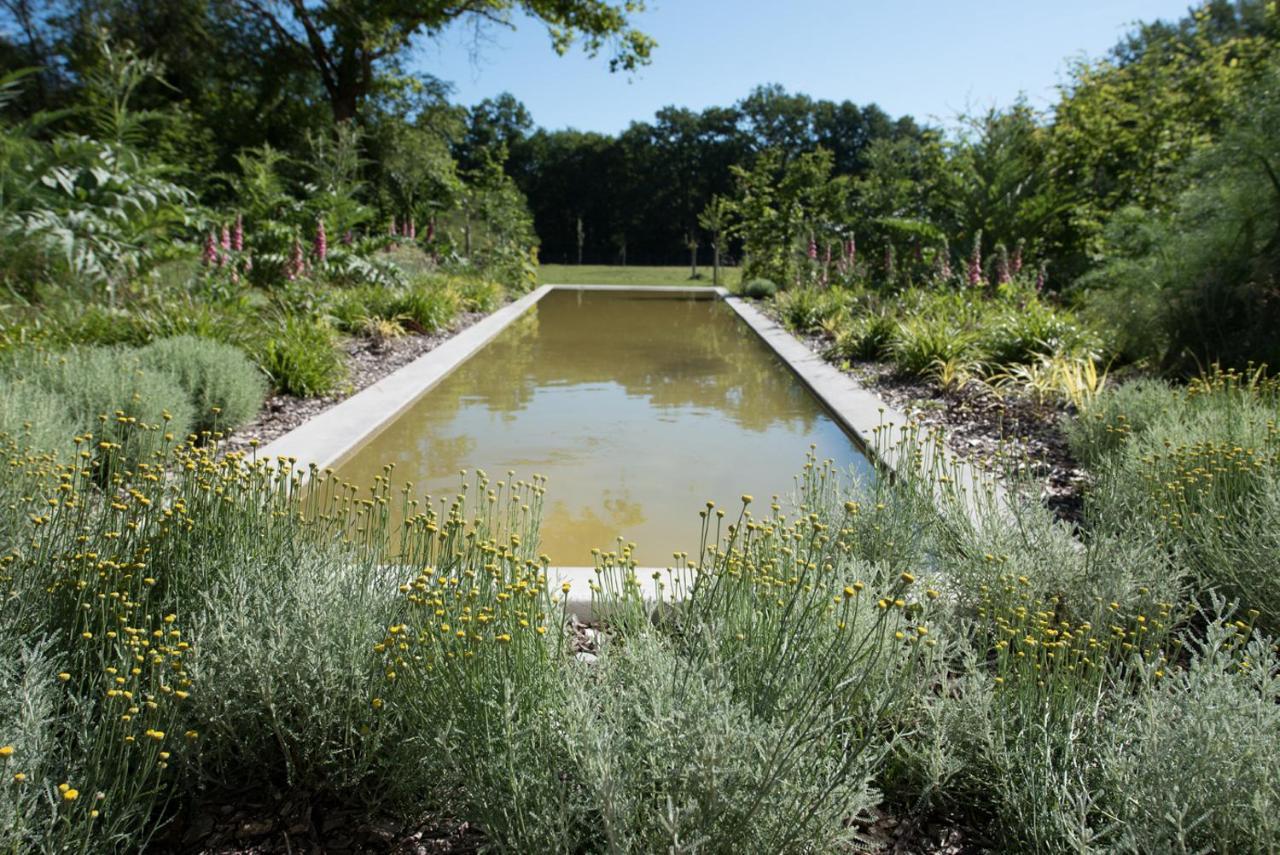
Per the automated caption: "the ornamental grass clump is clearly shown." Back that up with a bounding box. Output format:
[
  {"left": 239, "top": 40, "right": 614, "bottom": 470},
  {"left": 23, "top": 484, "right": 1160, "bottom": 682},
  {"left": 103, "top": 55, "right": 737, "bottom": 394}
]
[
  {"left": 450, "top": 275, "right": 504, "bottom": 313},
  {"left": 259, "top": 316, "right": 346, "bottom": 397},
  {"left": 977, "top": 299, "right": 1092, "bottom": 367},
  {"left": 386, "top": 281, "right": 460, "bottom": 332},
  {"left": 828, "top": 309, "right": 895, "bottom": 361},
  {"left": 889, "top": 315, "right": 976, "bottom": 378},
  {"left": 775, "top": 286, "right": 847, "bottom": 334}
]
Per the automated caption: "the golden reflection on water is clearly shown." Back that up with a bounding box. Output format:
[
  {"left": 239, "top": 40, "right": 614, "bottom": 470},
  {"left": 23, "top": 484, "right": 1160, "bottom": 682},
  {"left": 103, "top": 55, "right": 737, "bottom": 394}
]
[{"left": 332, "top": 289, "right": 874, "bottom": 564}]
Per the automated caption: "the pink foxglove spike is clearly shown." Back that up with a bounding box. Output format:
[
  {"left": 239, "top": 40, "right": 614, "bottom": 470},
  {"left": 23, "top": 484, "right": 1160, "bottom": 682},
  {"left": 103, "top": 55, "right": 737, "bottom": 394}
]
[
  {"left": 314, "top": 218, "right": 328, "bottom": 263},
  {"left": 202, "top": 231, "right": 218, "bottom": 266},
  {"left": 968, "top": 233, "right": 984, "bottom": 288}
]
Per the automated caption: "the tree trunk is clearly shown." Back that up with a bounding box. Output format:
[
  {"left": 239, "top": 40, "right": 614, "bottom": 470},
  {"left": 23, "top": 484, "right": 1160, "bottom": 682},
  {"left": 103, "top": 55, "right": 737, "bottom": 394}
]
[
  {"left": 576, "top": 216, "right": 584, "bottom": 265},
  {"left": 464, "top": 216, "right": 472, "bottom": 257},
  {"left": 331, "top": 86, "right": 360, "bottom": 123},
  {"left": 689, "top": 245, "right": 697, "bottom": 279},
  {"left": 713, "top": 243, "right": 720, "bottom": 286}
]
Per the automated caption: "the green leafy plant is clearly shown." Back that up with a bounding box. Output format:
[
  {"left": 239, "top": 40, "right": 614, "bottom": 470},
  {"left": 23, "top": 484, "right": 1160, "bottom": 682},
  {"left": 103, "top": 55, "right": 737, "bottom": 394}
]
[
  {"left": 775, "top": 286, "right": 846, "bottom": 334},
  {"left": 889, "top": 316, "right": 976, "bottom": 377},
  {"left": 828, "top": 310, "right": 896, "bottom": 360},
  {"left": 259, "top": 318, "right": 346, "bottom": 397}
]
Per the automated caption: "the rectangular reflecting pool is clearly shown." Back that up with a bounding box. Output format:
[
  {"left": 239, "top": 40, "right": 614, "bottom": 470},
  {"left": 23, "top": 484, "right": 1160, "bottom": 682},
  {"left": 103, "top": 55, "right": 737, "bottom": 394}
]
[{"left": 331, "top": 289, "right": 874, "bottom": 564}]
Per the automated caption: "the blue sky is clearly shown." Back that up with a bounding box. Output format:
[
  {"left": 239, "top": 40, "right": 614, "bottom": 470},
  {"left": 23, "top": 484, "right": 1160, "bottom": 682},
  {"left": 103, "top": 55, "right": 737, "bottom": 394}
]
[{"left": 414, "top": 0, "right": 1194, "bottom": 133}]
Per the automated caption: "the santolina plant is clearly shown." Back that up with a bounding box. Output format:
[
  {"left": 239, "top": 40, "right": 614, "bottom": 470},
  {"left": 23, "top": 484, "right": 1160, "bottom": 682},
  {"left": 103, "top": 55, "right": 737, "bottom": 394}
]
[{"left": 1, "top": 388, "right": 1278, "bottom": 852}]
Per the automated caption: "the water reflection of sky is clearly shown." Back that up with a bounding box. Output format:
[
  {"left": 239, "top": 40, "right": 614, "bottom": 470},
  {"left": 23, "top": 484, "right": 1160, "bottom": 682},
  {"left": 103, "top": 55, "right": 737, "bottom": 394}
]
[{"left": 334, "top": 290, "right": 875, "bottom": 564}]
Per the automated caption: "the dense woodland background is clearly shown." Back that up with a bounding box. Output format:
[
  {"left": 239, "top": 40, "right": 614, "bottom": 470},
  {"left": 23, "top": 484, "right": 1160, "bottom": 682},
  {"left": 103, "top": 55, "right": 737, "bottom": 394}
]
[{"left": 2, "top": 0, "right": 1279, "bottom": 369}]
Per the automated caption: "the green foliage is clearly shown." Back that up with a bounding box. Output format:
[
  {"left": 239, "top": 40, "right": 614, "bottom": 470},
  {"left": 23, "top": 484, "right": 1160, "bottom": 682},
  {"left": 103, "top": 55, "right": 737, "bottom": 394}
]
[
  {"left": 728, "top": 148, "right": 848, "bottom": 287},
  {"left": 2, "top": 135, "right": 192, "bottom": 304},
  {"left": 137, "top": 336, "right": 266, "bottom": 433},
  {"left": 889, "top": 316, "right": 976, "bottom": 378},
  {"left": 978, "top": 299, "right": 1093, "bottom": 366},
  {"left": 940, "top": 102, "right": 1065, "bottom": 262},
  {"left": 829, "top": 309, "right": 895, "bottom": 360},
  {"left": 389, "top": 285, "right": 460, "bottom": 331},
  {"left": 259, "top": 318, "right": 346, "bottom": 397},
  {"left": 741, "top": 277, "right": 777, "bottom": 299},
  {"left": 774, "top": 285, "right": 846, "bottom": 333},
  {"left": 0, "top": 378, "right": 78, "bottom": 458},
  {"left": 451, "top": 275, "right": 504, "bottom": 313},
  {"left": 0, "top": 44, "right": 192, "bottom": 305},
  {"left": 1072, "top": 367, "right": 1280, "bottom": 630},
  {"left": 1083, "top": 54, "right": 1280, "bottom": 371},
  {"left": 1047, "top": 2, "right": 1276, "bottom": 274}
]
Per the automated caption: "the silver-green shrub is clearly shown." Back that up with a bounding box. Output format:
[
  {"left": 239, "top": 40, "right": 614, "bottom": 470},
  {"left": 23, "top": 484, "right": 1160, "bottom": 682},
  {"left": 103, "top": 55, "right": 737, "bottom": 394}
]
[
  {"left": 0, "top": 377, "right": 78, "bottom": 458},
  {"left": 1098, "top": 614, "right": 1280, "bottom": 853},
  {"left": 5, "top": 346, "right": 194, "bottom": 475},
  {"left": 138, "top": 335, "right": 266, "bottom": 433}
]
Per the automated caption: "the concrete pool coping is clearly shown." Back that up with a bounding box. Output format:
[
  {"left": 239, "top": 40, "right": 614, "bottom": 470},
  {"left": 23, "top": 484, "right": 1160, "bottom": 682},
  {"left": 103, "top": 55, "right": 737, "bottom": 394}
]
[{"left": 258, "top": 283, "right": 1006, "bottom": 618}]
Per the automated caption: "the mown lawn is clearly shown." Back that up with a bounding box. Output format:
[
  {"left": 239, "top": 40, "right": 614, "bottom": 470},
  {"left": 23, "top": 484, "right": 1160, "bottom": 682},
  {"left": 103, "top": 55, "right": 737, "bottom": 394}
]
[{"left": 538, "top": 264, "right": 742, "bottom": 288}]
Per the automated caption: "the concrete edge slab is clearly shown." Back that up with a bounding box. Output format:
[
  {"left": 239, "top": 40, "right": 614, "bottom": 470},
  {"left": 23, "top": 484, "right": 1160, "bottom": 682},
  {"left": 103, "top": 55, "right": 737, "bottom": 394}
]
[
  {"left": 722, "top": 295, "right": 1010, "bottom": 526},
  {"left": 257, "top": 285, "right": 552, "bottom": 471}
]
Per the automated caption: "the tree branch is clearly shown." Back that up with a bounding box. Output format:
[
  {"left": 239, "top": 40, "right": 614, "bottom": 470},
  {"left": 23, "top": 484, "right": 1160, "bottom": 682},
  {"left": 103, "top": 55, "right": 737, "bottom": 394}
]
[{"left": 287, "top": 0, "right": 338, "bottom": 93}]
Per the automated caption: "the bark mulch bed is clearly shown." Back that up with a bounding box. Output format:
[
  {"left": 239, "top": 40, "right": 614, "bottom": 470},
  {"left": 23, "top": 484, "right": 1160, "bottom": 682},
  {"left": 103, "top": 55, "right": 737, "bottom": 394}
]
[
  {"left": 789, "top": 324, "right": 1088, "bottom": 525},
  {"left": 155, "top": 799, "right": 483, "bottom": 854},
  {"left": 222, "top": 310, "right": 487, "bottom": 455}
]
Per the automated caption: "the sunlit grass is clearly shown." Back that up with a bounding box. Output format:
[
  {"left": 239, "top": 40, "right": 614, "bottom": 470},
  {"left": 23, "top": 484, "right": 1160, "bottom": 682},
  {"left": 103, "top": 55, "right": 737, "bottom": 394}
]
[{"left": 538, "top": 263, "right": 742, "bottom": 288}]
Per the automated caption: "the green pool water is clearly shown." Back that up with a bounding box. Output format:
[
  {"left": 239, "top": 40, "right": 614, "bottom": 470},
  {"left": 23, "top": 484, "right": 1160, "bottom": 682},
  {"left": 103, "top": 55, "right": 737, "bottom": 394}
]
[{"left": 331, "top": 289, "right": 874, "bottom": 564}]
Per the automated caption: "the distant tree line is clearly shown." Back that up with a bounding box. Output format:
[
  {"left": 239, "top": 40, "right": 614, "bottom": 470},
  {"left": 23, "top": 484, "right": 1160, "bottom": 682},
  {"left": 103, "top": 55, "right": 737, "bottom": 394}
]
[
  {"left": 3, "top": 0, "right": 1278, "bottom": 369},
  {"left": 469, "top": 0, "right": 1278, "bottom": 305},
  {"left": 486, "top": 86, "right": 924, "bottom": 265}
]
